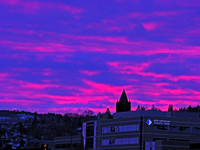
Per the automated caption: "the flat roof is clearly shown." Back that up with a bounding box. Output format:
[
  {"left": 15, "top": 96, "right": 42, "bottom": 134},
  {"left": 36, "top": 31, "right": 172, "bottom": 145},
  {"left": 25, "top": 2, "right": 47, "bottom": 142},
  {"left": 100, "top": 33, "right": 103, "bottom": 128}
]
[{"left": 113, "top": 110, "right": 200, "bottom": 120}]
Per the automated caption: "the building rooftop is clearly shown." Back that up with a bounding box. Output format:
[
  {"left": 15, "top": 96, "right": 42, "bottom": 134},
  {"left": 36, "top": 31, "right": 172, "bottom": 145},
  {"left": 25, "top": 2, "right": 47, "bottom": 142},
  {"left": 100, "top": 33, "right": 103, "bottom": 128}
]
[{"left": 113, "top": 110, "right": 200, "bottom": 119}]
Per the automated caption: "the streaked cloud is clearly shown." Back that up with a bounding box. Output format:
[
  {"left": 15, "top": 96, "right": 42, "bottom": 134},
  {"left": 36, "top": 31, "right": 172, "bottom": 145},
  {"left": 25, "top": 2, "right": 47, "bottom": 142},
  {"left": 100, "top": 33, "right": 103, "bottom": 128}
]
[{"left": 0, "top": 0, "right": 200, "bottom": 113}]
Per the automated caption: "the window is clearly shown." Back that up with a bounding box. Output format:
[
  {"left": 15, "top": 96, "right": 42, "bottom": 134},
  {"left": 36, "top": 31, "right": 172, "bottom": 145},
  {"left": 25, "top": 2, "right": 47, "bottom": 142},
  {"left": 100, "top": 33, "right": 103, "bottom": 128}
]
[
  {"left": 86, "top": 125, "right": 94, "bottom": 136},
  {"left": 61, "top": 144, "right": 66, "bottom": 148},
  {"left": 111, "top": 127, "right": 115, "bottom": 132},
  {"left": 87, "top": 122, "right": 94, "bottom": 125},
  {"left": 169, "top": 139, "right": 189, "bottom": 142},
  {"left": 55, "top": 144, "right": 61, "bottom": 149},
  {"left": 86, "top": 138, "right": 93, "bottom": 148},
  {"left": 102, "top": 124, "right": 139, "bottom": 134},
  {"left": 102, "top": 139, "right": 109, "bottom": 146},
  {"left": 179, "top": 126, "right": 190, "bottom": 132},
  {"left": 192, "top": 127, "right": 200, "bottom": 133},
  {"left": 109, "top": 139, "right": 115, "bottom": 145},
  {"left": 72, "top": 143, "right": 80, "bottom": 148},
  {"left": 153, "top": 138, "right": 167, "bottom": 141},
  {"left": 102, "top": 127, "right": 110, "bottom": 133},
  {"left": 102, "top": 137, "right": 138, "bottom": 146},
  {"left": 153, "top": 125, "right": 168, "bottom": 130},
  {"left": 145, "top": 142, "right": 155, "bottom": 150},
  {"left": 170, "top": 126, "right": 179, "bottom": 131}
]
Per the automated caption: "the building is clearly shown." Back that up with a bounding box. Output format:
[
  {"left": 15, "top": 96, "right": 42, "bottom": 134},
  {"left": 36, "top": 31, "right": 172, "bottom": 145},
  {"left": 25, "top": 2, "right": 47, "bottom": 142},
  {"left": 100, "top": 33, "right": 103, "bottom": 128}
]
[
  {"left": 82, "top": 120, "right": 97, "bottom": 150},
  {"left": 116, "top": 90, "right": 131, "bottom": 113},
  {"left": 51, "top": 110, "right": 200, "bottom": 150},
  {"left": 48, "top": 135, "right": 83, "bottom": 150},
  {"left": 51, "top": 90, "right": 200, "bottom": 150},
  {"left": 95, "top": 110, "right": 200, "bottom": 150}
]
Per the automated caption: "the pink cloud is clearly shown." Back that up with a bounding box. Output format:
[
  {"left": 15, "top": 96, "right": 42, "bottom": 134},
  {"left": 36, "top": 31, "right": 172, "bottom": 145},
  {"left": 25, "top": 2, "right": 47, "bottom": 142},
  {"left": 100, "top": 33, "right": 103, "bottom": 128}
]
[
  {"left": 0, "top": 73, "right": 9, "bottom": 80},
  {"left": 0, "top": 40, "right": 75, "bottom": 53},
  {"left": 174, "top": 75, "right": 200, "bottom": 81},
  {"left": 171, "top": 38, "right": 186, "bottom": 43},
  {"left": 153, "top": 11, "right": 179, "bottom": 17},
  {"left": 80, "top": 70, "right": 100, "bottom": 76},
  {"left": 0, "top": 0, "right": 83, "bottom": 14},
  {"left": 0, "top": 99, "right": 42, "bottom": 105},
  {"left": 11, "top": 68, "right": 30, "bottom": 72},
  {"left": 35, "top": 94, "right": 109, "bottom": 105},
  {"left": 132, "top": 99, "right": 155, "bottom": 105},
  {"left": 143, "top": 91, "right": 161, "bottom": 97},
  {"left": 142, "top": 22, "right": 160, "bottom": 31},
  {"left": 20, "top": 82, "right": 60, "bottom": 89},
  {"left": 107, "top": 61, "right": 200, "bottom": 82},
  {"left": 158, "top": 100, "right": 199, "bottom": 106},
  {"left": 188, "top": 30, "right": 200, "bottom": 34},
  {"left": 89, "top": 107, "right": 116, "bottom": 114},
  {"left": 74, "top": 35, "right": 137, "bottom": 45},
  {"left": 44, "top": 107, "right": 116, "bottom": 114},
  {"left": 154, "top": 83, "right": 170, "bottom": 87},
  {"left": 130, "top": 11, "right": 180, "bottom": 19},
  {"left": 2, "top": 28, "right": 200, "bottom": 57},
  {"left": 6, "top": 28, "right": 37, "bottom": 35},
  {"left": 82, "top": 79, "right": 134, "bottom": 95},
  {"left": 0, "top": 74, "right": 199, "bottom": 113},
  {"left": 162, "top": 88, "right": 187, "bottom": 95},
  {"left": 107, "top": 61, "right": 151, "bottom": 74},
  {"left": 0, "top": 40, "right": 108, "bottom": 54},
  {"left": 87, "top": 19, "right": 136, "bottom": 32},
  {"left": 130, "top": 12, "right": 144, "bottom": 18}
]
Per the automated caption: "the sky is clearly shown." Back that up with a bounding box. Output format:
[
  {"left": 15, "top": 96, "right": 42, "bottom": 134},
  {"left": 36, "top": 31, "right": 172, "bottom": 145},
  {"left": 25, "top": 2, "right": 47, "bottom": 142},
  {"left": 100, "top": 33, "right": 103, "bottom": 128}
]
[{"left": 0, "top": 0, "right": 200, "bottom": 114}]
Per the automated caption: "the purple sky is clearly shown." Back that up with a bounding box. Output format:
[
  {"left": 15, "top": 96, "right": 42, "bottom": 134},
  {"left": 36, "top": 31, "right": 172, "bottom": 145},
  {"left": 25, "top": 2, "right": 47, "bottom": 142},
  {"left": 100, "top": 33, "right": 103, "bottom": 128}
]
[{"left": 0, "top": 0, "right": 200, "bottom": 114}]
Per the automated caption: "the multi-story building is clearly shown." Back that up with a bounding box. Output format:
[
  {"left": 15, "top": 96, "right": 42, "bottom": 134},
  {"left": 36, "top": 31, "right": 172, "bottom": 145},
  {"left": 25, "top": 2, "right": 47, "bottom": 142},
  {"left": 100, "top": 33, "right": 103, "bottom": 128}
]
[
  {"left": 96, "top": 110, "right": 200, "bottom": 150},
  {"left": 82, "top": 90, "right": 200, "bottom": 150},
  {"left": 50, "top": 90, "right": 200, "bottom": 150},
  {"left": 48, "top": 135, "right": 83, "bottom": 150},
  {"left": 82, "top": 120, "right": 97, "bottom": 150}
]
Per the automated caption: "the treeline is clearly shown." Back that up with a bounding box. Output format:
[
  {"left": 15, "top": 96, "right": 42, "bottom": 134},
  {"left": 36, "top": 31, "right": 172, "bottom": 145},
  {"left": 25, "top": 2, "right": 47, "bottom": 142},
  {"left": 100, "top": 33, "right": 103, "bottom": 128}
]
[
  {"left": 178, "top": 105, "right": 200, "bottom": 112},
  {"left": 136, "top": 104, "right": 200, "bottom": 112},
  {"left": 0, "top": 110, "right": 97, "bottom": 140},
  {"left": 0, "top": 109, "right": 96, "bottom": 117}
]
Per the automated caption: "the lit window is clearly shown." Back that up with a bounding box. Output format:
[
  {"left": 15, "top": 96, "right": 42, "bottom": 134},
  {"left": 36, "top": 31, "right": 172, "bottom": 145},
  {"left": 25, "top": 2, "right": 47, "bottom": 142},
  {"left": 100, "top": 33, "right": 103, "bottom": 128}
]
[
  {"left": 102, "top": 139, "right": 109, "bottom": 146},
  {"left": 101, "top": 137, "right": 138, "bottom": 146},
  {"left": 102, "top": 124, "right": 139, "bottom": 134}
]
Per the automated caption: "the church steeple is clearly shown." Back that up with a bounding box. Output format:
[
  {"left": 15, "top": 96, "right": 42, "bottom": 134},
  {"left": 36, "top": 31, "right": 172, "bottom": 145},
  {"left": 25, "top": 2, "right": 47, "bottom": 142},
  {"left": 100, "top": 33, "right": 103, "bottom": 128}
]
[
  {"left": 116, "top": 89, "right": 131, "bottom": 112},
  {"left": 119, "top": 89, "right": 128, "bottom": 104}
]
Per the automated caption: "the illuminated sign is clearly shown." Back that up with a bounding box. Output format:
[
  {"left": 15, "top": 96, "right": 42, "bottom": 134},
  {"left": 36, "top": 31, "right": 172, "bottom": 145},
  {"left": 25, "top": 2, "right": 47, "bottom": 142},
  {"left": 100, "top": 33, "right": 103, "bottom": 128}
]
[
  {"left": 154, "top": 120, "right": 170, "bottom": 125},
  {"left": 146, "top": 119, "right": 152, "bottom": 126}
]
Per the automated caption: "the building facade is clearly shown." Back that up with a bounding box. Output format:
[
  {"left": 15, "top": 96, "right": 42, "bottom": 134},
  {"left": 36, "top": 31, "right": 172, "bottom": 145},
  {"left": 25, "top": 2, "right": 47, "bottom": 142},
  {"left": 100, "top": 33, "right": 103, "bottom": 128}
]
[
  {"left": 95, "top": 110, "right": 200, "bottom": 150},
  {"left": 82, "top": 120, "right": 97, "bottom": 150},
  {"left": 49, "top": 110, "right": 200, "bottom": 150},
  {"left": 48, "top": 135, "right": 82, "bottom": 150},
  {"left": 49, "top": 91, "right": 200, "bottom": 150}
]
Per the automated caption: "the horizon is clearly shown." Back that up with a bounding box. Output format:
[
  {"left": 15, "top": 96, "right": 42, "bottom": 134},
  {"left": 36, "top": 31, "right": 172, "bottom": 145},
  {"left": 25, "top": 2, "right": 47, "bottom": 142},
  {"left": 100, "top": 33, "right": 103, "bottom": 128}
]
[
  {"left": 1, "top": 103, "right": 199, "bottom": 115},
  {"left": 0, "top": 0, "right": 200, "bottom": 114}
]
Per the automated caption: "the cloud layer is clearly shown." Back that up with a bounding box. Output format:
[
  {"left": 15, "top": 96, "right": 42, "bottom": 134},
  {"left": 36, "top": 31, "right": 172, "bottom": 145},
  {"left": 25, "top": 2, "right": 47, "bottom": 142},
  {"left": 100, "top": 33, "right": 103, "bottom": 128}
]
[{"left": 0, "top": 0, "right": 200, "bottom": 114}]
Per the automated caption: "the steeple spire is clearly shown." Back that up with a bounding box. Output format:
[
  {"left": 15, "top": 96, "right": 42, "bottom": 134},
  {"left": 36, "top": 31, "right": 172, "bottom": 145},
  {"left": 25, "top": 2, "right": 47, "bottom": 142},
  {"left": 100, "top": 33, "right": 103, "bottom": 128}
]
[
  {"left": 116, "top": 89, "right": 131, "bottom": 112},
  {"left": 119, "top": 89, "right": 128, "bottom": 104}
]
